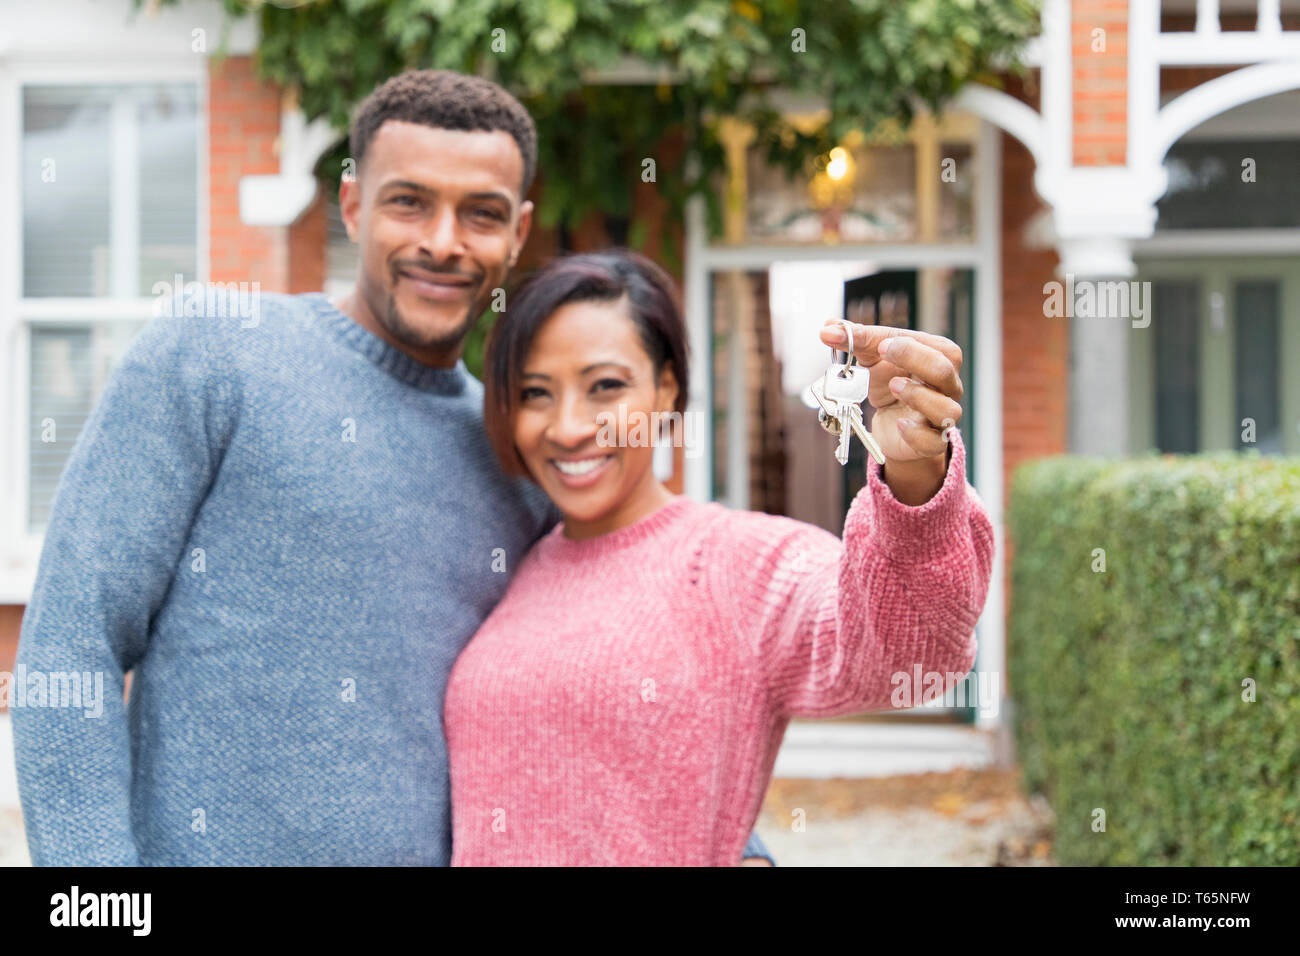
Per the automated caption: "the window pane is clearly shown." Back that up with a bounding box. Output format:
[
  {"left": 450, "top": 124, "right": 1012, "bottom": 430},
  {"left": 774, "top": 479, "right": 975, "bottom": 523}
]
[
  {"left": 326, "top": 193, "right": 359, "bottom": 295},
  {"left": 138, "top": 85, "right": 199, "bottom": 293},
  {"left": 28, "top": 321, "right": 146, "bottom": 530},
  {"left": 23, "top": 83, "right": 197, "bottom": 298},
  {"left": 1157, "top": 139, "right": 1300, "bottom": 230},
  {"left": 745, "top": 143, "right": 918, "bottom": 244},
  {"left": 1153, "top": 281, "right": 1201, "bottom": 453},
  {"left": 28, "top": 326, "right": 95, "bottom": 529},
  {"left": 23, "top": 87, "right": 113, "bottom": 297},
  {"left": 1234, "top": 280, "right": 1282, "bottom": 453},
  {"left": 938, "top": 142, "right": 974, "bottom": 240}
]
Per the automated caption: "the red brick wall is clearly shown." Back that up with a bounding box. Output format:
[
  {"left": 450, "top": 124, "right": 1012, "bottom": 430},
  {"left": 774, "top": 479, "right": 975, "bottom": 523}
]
[
  {"left": 0, "top": 605, "right": 21, "bottom": 708},
  {"left": 209, "top": 56, "right": 289, "bottom": 291},
  {"left": 999, "top": 133, "right": 1068, "bottom": 634},
  {"left": 288, "top": 187, "right": 328, "bottom": 294},
  {"left": 1073, "top": 0, "right": 1129, "bottom": 165}
]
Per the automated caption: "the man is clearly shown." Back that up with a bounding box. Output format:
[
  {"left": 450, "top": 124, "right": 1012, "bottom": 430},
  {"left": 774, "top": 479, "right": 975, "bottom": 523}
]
[{"left": 13, "top": 69, "right": 772, "bottom": 866}]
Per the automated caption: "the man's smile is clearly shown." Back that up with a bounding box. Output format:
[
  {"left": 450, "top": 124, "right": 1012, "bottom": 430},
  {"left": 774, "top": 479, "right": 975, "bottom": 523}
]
[{"left": 396, "top": 266, "right": 479, "bottom": 301}]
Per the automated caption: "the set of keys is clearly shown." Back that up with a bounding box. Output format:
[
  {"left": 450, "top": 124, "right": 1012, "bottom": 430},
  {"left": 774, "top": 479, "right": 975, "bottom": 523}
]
[{"left": 809, "top": 320, "right": 887, "bottom": 467}]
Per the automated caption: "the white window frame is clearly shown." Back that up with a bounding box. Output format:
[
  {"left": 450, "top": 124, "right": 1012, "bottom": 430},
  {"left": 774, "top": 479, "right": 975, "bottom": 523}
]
[{"left": 0, "top": 57, "right": 208, "bottom": 603}]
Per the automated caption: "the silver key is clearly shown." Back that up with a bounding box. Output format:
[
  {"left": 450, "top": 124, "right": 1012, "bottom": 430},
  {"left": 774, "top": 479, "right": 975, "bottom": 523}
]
[
  {"left": 833, "top": 405, "right": 853, "bottom": 464},
  {"left": 812, "top": 359, "right": 871, "bottom": 465},
  {"left": 821, "top": 348, "right": 887, "bottom": 466},
  {"left": 844, "top": 403, "right": 886, "bottom": 465}
]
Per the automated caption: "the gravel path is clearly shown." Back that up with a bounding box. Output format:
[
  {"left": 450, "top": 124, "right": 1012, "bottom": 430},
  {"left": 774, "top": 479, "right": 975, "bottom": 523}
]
[{"left": 754, "top": 768, "right": 1056, "bottom": 866}]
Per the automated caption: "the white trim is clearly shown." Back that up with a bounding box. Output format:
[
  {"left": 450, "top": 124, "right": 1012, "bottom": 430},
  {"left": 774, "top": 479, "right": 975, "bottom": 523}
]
[
  {"left": 0, "top": 60, "right": 18, "bottom": 586},
  {"left": 197, "top": 59, "right": 211, "bottom": 286},
  {"left": 1129, "top": 0, "right": 1162, "bottom": 195},
  {"left": 724, "top": 273, "right": 749, "bottom": 510},
  {"left": 109, "top": 93, "right": 140, "bottom": 299},
  {"left": 238, "top": 107, "right": 337, "bottom": 227},
  {"left": 696, "top": 243, "right": 981, "bottom": 270},
  {"left": 5, "top": 323, "right": 36, "bottom": 601},
  {"left": 4, "top": 59, "right": 204, "bottom": 85},
  {"left": 1154, "top": 33, "right": 1300, "bottom": 65},
  {"left": 1135, "top": 229, "right": 1300, "bottom": 256},
  {"left": 12, "top": 299, "right": 162, "bottom": 321},
  {"left": 0, "top": 0, "right": 257, "bottom": 60},
  {"left": 972, "top": 120, "right": 1005, "bottom": 732},
  {"left": 1196, "top": 0, "right": 1221, "bottom": 36},
  {"left": 773, "top": 721, "right": 995, "bottom": 778},
  {"left": 953, "top": 84, "right": 1046, "bottom": 168},
  {"left": 684, "top": 190, "right": 711, "bottom": 504},
  {"left": 1258, "top": 0, "right": 1283, "bottom": 35},
  {"left": 1154, "top": 60, "right": 1300, "bottom": 160},
  {"left": 0, "top": 713, "right": 19, "bottom": 810},
  {"left": 1041, "top": 0, "right": 1071, "bottom": 186},
  {"left": 2, "top": 65, "right": 19, "bottom": 328}
]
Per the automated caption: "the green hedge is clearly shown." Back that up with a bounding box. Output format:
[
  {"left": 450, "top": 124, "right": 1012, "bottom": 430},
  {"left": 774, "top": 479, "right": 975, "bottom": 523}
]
[{"left": 1008, "top": 452, "right": 1300, "bottom": 865}]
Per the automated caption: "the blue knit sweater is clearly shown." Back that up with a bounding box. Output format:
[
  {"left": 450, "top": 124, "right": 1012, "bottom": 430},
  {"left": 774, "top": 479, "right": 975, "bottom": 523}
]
[{"left": 13, "top": 291, "right": 772, "bottom": 866}]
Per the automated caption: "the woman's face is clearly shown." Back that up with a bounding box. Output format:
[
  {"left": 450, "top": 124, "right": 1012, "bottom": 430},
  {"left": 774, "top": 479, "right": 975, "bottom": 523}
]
[{"left": 514, "top": 296, "right": 678, "bottom": 529}]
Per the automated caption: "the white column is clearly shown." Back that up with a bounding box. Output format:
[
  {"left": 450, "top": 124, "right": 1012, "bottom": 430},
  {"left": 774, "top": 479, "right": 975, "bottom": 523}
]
[
  {"left": 973, "top": 120, "right": 1006, "bottom": 735},
  {"left": 1069, "top": 266, "right": 1134, "bottom": 455},
  {"left": 683, "top": 191, "right": 711, "bottom": 503}
]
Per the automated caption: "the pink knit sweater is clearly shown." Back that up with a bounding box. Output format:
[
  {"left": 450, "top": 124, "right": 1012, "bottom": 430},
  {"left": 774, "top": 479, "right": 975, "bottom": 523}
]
[{"left": 445, "top": 431, "right": 994, "bottom": 866}]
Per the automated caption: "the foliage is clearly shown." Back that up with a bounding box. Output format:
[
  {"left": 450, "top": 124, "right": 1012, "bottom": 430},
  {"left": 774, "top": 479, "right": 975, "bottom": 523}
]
[
  {"left": 149, "top": 0, "right": 1040, "bottom": 250},
  {"left": 1008, "top": 452, "right": 1300, "bottom": 865}
]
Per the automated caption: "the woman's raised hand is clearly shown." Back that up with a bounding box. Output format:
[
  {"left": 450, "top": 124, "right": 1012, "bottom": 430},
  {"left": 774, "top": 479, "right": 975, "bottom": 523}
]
[{"left": 818, "top": 318, "right": 963, "bottom": 466}]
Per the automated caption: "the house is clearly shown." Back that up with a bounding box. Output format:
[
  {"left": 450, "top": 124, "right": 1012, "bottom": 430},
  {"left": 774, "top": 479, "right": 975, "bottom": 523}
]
[{"left": 2, "top": 0, "right": 1298, "bottom": 796}]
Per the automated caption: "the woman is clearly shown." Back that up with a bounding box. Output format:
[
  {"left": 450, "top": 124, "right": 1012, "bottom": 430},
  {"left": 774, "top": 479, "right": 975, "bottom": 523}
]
[{"left": 445, "top": 249, "right": 994, "bottom": 866}]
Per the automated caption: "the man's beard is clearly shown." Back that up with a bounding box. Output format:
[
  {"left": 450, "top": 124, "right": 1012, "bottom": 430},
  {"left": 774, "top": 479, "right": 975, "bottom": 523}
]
[{"left": 380, "top": 293, "right": 479, "bottom": 353}]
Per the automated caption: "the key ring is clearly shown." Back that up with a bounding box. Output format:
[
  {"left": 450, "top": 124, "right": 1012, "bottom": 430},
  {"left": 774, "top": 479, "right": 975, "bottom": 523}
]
[{"left": 832, "top": 320, "right": 857, "bottom": 375}]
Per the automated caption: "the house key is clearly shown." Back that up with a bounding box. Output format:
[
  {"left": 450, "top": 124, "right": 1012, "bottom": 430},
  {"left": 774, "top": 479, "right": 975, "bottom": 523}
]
[{"left": 810, "top": 321, "right": 887, "bottom": 466}]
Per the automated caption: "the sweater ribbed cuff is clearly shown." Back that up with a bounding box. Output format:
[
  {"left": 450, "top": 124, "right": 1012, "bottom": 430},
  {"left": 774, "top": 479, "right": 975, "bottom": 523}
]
[{"left": 852, "top": 429, "right": 973, "bottom": 565}]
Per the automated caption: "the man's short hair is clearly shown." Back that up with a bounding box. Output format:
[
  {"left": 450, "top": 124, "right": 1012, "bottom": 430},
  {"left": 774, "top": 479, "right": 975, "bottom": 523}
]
[{"left": 349, "top": 69, "right": 538, "bottom": 197}]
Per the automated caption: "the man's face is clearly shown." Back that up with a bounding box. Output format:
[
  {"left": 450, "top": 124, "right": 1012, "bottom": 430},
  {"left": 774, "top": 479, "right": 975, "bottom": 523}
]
[{"left": 339, "top": 121, "right": 533, "bottom": 358}]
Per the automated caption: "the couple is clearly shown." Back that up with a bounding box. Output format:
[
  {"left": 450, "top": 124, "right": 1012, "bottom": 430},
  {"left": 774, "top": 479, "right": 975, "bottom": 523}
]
[{"left": 13, "top": 69, "right": 994, "bottom": 867}]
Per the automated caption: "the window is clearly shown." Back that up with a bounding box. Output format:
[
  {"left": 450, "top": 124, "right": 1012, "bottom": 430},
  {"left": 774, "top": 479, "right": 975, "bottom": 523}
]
[
  {"left": 722, "top": 116, "right": 979, "bottom": 246},
  {"left": 1157, "top": 139, "right": 1300, "bottom": 230},
  {"left": 27, "top": 321, "right": 147, "bottom": 529},
  {"left": 1153, "top": 281, "right": 1201, "bottom": 454},
  {"left": 1234, "top": 280, "right": 1282, "bottom": 453},
  {"left": 19, "top": 80, "right": 200, "bottom": 532},
  {"left": 1137, "top": 264, "right": 1296, "bottom": 456},
  {"left": 325, "top": 193, "right": 359, "bottom": 299},
  {"left": 23, "top": 84, "right": 198, "bottom": 297}
]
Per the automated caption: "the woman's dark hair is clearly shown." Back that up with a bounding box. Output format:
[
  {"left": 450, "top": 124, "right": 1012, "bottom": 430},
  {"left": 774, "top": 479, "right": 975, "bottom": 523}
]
[{"left": 483, "top": 248, "right": 690, "bottom": 479}]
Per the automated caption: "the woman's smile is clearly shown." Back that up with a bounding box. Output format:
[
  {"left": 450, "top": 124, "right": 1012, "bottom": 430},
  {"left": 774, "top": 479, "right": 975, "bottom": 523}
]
[{"left": 549, "top": 452, "right": 616, "bottom": 487}]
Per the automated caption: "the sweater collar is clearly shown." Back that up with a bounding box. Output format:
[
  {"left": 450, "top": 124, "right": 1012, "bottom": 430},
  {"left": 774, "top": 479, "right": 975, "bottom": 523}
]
[
  {"left": 303, "top": 293, "right": 469, "bottom": 395},
  {"left": 543, "top": 495, "right": 701, "bottom": 561}
]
